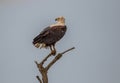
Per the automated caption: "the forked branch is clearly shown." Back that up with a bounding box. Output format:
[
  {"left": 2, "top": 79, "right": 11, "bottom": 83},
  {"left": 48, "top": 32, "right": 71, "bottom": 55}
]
[{"left": 35, "top": 47, "right": 75, "bottom": 83}]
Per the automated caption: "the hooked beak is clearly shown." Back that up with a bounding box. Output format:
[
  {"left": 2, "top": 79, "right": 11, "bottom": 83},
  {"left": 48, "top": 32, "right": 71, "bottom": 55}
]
[{"left": 55, "top": 18, "right": 58, "bottom": 21}]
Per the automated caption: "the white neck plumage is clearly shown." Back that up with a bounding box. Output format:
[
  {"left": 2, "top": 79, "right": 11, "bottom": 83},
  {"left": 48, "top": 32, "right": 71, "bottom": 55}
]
[{"left": 50, "top": 21, "right": 65, "bottom": 27}]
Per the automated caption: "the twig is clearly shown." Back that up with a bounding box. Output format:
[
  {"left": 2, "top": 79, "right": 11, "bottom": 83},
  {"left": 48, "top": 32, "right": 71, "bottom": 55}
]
[
  {"left": 36, "top": 76, "right": 42, "bottom": 83},
  {"left": 61, "top": 47, "right": 75, "bottom": 55}
]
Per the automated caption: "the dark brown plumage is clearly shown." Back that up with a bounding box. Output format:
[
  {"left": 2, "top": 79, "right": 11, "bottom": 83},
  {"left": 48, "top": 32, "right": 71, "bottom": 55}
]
[{"left": 33, "top": 16, "right": 67, "bottom": 55}]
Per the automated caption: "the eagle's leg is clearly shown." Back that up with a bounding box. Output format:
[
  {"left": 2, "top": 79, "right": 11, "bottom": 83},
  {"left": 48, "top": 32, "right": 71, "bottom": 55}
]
[
  {"left": 50, "top": 45, "right": 56, "bottom": 55},
  {"left": 52, "top": 44, "right": 56, "bottom": 55}
]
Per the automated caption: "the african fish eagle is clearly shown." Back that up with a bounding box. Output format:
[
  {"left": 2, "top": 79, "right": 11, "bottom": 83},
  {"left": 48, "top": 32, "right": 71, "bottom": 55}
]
[{"left": 32, "top": 16, "right": 67, "bottom": 55}]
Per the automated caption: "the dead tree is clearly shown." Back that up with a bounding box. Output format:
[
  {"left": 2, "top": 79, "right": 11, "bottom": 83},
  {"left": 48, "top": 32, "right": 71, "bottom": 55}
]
[{"left": 35, "top": 47, "right": 75, "bottom": 83}]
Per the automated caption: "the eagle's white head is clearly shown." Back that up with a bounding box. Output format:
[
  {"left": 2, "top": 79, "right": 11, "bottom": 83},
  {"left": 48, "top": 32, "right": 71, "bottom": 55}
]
[
  {"left": 55, "top": 16, "right": 65, "bottom": 24},
  {"left": 50, "top": 16, "right": 65, "bottom": 27}
]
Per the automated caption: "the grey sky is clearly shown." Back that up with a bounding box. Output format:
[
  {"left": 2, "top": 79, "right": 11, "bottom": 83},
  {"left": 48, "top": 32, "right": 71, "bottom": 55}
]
[{"left": 0, "top": 0, "right": 120, "bottom": 83}]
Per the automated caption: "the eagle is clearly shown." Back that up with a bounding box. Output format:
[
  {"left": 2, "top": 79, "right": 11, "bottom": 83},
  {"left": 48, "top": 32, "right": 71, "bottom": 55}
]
[{"left": 33, "top": 16, "right": 67, "bottom": 55}]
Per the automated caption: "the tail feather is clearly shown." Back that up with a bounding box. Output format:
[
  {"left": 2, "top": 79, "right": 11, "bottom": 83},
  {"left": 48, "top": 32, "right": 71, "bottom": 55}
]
[{"left": 34, "top": 43, "right": 46, "bottom": 48}]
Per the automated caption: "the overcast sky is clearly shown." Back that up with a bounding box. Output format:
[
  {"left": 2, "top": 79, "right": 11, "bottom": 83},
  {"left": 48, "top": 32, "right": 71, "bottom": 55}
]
[{"left": 0, "top": 0, "right": 120, "bottom": 83}]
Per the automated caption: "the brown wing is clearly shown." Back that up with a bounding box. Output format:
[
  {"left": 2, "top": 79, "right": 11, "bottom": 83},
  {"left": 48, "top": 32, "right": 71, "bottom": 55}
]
[
  {"left": 33, "top": 25, "right": 67, "bottom": 46},
  {"left": 33, "top": 27, "right": 50, "bottom": 44}
]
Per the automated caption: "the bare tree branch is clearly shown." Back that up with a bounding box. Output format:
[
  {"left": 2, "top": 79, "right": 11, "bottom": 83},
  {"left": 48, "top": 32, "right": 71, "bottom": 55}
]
[
  {"left": 61, "top": 47, "right": 75, "bottom": 55},
  {"left": 46, "top": 47, "right": 75, "bottom": 70},
  {"left": 35, "top": 47, "right": 75, "bottom": 83},
  {"left": 40, "top": 53, "right": 52, "bottom": 65},
  {"left": 35, "top": 61, "right": 48, "bottom": 83},
  {"left": 36, "top": 76, "right": 42, "bottom": 83}
]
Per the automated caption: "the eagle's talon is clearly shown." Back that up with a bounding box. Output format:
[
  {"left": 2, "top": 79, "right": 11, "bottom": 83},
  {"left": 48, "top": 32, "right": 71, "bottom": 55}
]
[{"left": 51, "top": 50, "right": 56, "bottom": 56}]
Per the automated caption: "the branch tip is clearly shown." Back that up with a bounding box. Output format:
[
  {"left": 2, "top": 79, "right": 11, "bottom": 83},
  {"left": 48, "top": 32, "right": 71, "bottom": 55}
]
[
  {"left": 35, "top": 61, "right": 40, "bottom": 65},
  {"left": 36, "top": 76, "right": 42, "bottom": 83},
  {"left": 61, "top": 47, "right": 75, "bottom": 55}
]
